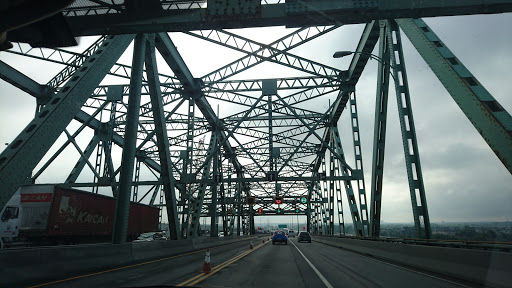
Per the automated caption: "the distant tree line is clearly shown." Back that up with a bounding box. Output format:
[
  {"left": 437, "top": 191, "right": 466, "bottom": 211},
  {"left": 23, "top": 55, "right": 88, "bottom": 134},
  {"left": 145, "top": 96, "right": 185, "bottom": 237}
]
[
  {"left": 431, "top": 226, "right": 512, "bottom": 242},
  {"left": 380, "top": 225, "right": 512, "bottom": 242}
]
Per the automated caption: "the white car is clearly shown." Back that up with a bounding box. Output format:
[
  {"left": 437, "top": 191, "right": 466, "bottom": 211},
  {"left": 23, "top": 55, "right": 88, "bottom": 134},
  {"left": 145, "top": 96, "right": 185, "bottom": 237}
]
[
  {"left": 287, "top": 230, "right": 296, "bottom": 238},
  {"left": 133, "top": 232, "right": 167, "bottom": 242}
]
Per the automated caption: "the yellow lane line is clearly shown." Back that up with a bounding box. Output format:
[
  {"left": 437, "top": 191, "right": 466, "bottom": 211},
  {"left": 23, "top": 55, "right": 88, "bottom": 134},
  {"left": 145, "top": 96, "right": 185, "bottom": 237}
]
[
  {"left": 178, "top": 241, "right": 268, "bottom": 286},
  {"left": 188, "top": 242, "right": 268, "bottom": 286},
  {"left": 26, "top": 241, "right": 247, "bottom": 288},
  {"left": 178, "top": 241, "right": 269, "bottom": 287},
  {"left": 176, "top": 248, "right": 254, "bottom": 287},
  {"left": 176, "top": 250, "right": 250, "bottom": 286},
  {"left": 187, "top": 251, "right": 251, "bottom": 286}
]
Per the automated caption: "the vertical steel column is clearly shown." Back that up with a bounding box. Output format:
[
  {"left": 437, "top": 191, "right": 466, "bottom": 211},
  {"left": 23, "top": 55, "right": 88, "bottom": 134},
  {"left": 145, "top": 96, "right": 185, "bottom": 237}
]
[
  {"left": 146, "top": 34, "right": 181, "bottom": 240},
  {"left": 314, "top": 181, "right": 322, "bottom": 234},
  {"left": 320, "top": 159, "right": 329, "bottom": 234},
  {"left": 184, "top": 99, "right": 196, "bottom": 175},
  {"left": 387, "top": 21, "right": 431, "bottom": 239},
  {"left": 92, "top": 118, "right": 104, "bottom": 194},
  {"left": 241, "top": 209, "right": 247, "bottom": 235},
  {"left": 182, "top": 98, "right": 196, "bottom": 233},
  {"left": 227, "top": 170, "right": 235, "bottom": 235},
  {"left": 328, "top": 134, "right": 335, "bottom": 235},
  {"left": 236, "top": 180, "right": 242, "bottom": 235},
  {"left": 370, "top": 21, "right": 391, "bottom": 238},
  {"left": 219, "top": 160, "right": 228, "bottom": 236},
  {"left": 112, "top": 34, "right": 146, "bottom": 244},
  {"left": 188, "top": 135, "right": 216, "bottom": 238},
  {"left": 132, "top": 160, "right": 141, "bottom": 201},
  {"left": 158, "top": 188, "right": 164, "bottom": 227},
  {"left": 263, "top": 80, "right": 278, "bottom": 202},
  {"left": 210, "top": 133, "right": 219, "bottom": 237},
  {"left": 268, "top": 94, "right": 274, "bottom": 175},
  {"left": 306, "top": 183, "right": 312, "bottom": 233},
  {"left": 249, "top": 206, "right": 255, "bottom": 235},
  {"left": 104, "top": 99, "right": 118, "bottom": 197},
  {"left": 332, "top": 134, "right": 345, "bottom": 236},
  {"left": 331, "top": 126, "right": 365, "bottom": 236},
  {"left": 310, "top": 184, "right": 316, "bottom": 233},
  {"left": 349, "top": 91, "right": 370, "bottom": 236}
]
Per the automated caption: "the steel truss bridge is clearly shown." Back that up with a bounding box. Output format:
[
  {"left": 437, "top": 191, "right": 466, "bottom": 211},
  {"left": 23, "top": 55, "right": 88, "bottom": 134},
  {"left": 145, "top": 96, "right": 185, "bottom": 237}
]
[{"left": 1, "top": 0, "right": 511, "bottom": 244}]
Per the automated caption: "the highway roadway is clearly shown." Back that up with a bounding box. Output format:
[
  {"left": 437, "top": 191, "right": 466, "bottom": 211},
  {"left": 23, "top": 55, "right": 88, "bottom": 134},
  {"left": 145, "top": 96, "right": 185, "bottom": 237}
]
[{"left": 21, "top": 237, "right": 472, "bottom": 288}]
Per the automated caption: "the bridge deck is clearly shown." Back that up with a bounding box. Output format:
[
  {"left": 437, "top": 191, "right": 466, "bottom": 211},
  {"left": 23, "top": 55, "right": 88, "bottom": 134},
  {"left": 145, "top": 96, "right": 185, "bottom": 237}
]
[{"left": 19, "top": 237, "right": 468, "bottom": 288}]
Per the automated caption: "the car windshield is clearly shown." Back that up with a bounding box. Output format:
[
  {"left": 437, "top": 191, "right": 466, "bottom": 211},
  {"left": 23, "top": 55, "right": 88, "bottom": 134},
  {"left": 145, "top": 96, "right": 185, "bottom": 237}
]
[
  {"left": 1, "top": 206, "right": 18, "bottom": 221},
  {"left": 138, "top": 233, "right": 155, "bottom": 239},
  {"left": 0, "top": 2, "right": 510, "bottom": 288}
]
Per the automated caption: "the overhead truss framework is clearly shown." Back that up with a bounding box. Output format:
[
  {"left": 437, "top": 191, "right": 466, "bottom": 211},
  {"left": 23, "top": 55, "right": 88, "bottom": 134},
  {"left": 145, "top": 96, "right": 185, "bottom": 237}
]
[
  {"left": 1, "top": 1, "right": 511, "bottom": 241},
  {"left": 60, "top": 0, "right": 512, "bottom": 36}
]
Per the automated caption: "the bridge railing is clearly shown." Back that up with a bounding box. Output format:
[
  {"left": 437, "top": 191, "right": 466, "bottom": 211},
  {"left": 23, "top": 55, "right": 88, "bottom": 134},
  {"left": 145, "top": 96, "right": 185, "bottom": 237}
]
[
  {"left": 313, "top": 235, "right": 512, "bottom": 288},
  {"left": 312, "top": 234, "right": 512, "bottom": 252}
]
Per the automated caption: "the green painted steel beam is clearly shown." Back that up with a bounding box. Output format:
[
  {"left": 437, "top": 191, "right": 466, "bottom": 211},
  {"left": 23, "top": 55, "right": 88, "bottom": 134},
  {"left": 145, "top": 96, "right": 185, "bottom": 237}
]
[
  {"left": 312, "top": 21, "right": 380, "bottom": 173},
  {"left": 331, "top": 127, "right": 365, "bottom": 236},
  {"left": 347, "top": 92, "right": 370, "bottom": 236},
  {"left": 369, "top": 21, "right": 392, "bottom": 238},
  {"left": 65, "top": 1, "right": 512, "bottom": 36},
  {"left": 0, "top": 34, "right": 134, "bottom": 211},
  {"left": 185, "top": 29, "right": 341, "bottom": 80},
  {"left": 397, "top": 18, "right": 512, "bottom": 174},
  {"left": 65, "top": 135, "right": 101, "bottom": 184},
  {"left": 387, "top": 20, "right": 431, "bottom": 239},
  {"left": 154, "top": 33, "right": 244, "bottom": 176},
  {"left": 188, "top": 135, "right": 216, "bottom": 238},
  {"left": 200, "top": 26, "right": 339, "bottom": 84},
  {"left": 0, "top": 60, "right": 52, "bottom": 101},
  {"left": 146, "top": 34, "right": 181, "bottom": 240},
  {"left": 113, "top": 34, "right": 146, "bottom": 244}
]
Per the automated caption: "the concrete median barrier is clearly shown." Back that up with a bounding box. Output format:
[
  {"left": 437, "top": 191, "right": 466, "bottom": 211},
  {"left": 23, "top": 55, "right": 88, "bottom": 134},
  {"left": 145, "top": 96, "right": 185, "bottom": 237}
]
[
  {"left": 131, "top": 239, "right": 192, "bottom": 260},
  {"left": 0, "top": 235, "right": 259, "bottom": 287},
  {"left": 0, "top": 243, "right": 133, "bottom": 287}
]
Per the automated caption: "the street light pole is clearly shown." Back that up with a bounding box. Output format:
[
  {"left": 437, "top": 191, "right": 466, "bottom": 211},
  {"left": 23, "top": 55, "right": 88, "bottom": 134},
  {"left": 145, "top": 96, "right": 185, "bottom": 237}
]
[{"left": 333, "top": 51, "right": 397, "bottom": 82}]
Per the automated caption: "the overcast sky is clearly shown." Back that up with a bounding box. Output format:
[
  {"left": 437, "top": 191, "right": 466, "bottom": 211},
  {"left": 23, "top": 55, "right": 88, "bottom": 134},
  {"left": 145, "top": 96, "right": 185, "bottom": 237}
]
[{"left": 0, "top": 13, "right": 511, "bottom": 225}]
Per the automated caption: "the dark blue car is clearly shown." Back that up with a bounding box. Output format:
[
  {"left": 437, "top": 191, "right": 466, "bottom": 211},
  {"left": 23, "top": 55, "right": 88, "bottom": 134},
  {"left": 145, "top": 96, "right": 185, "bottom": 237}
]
[{"left": 272, "top": 230, "right": 288, "bottom": 245}]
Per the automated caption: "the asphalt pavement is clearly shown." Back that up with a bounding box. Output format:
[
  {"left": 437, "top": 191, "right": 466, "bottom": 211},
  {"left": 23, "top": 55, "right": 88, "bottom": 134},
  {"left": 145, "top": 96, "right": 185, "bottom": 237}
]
[
  {"left": 21, "top": 236, "right": 473, "bottom": 288},
  {"left": 199, "top": 237, "right": 469, "bottom": 288},
  {"left": 19, "top": 238, "right": 258, "bottom": 288}
]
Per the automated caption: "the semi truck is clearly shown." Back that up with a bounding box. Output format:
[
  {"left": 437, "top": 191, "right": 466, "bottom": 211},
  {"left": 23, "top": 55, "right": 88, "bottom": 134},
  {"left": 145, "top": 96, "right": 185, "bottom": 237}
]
[{"left": 0, "top": 185, "right": 159, "bottom": 246}]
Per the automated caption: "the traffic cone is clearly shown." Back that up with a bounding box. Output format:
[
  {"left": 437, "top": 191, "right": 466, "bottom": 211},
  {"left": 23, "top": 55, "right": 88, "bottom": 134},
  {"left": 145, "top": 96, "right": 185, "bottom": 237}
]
[
  {"left": 202, "top": 249, "right": 211, "bottom": 273},
  {"left": 250, "top": 241, "right": 253, "bottom": 250}
]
